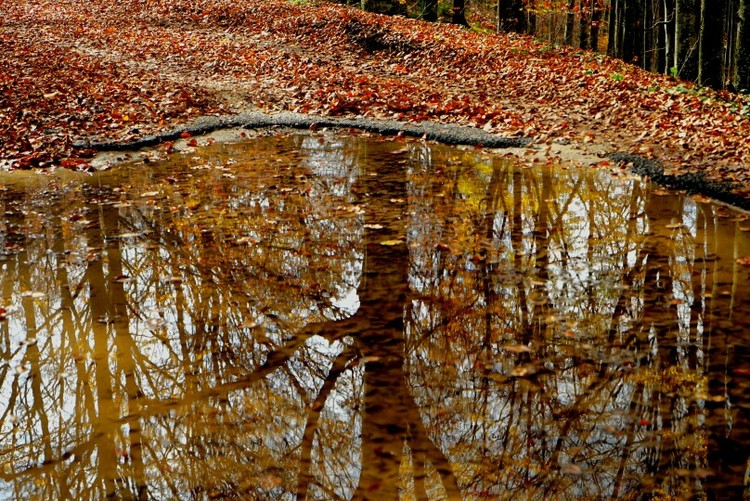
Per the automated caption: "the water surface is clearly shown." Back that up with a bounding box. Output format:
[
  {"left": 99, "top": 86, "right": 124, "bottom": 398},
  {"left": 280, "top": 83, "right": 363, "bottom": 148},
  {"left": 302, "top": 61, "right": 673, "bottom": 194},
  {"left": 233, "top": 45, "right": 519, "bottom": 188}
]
[{"left": 1, "top": 132, "right": 749, "bottom": 499}]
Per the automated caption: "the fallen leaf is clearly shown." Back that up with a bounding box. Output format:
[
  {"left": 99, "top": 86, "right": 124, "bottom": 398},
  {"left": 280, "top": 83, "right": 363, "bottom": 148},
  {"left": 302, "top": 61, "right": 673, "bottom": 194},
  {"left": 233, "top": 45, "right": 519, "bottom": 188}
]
[{"left": 560, "top": 464, "right": 582, "bottom": 475}]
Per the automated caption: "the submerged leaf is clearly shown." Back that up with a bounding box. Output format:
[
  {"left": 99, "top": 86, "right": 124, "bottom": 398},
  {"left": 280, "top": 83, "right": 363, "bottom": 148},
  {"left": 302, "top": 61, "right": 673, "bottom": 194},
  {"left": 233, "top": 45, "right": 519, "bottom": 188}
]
[{"left": 379, "top": 239, "right": 404, "bottom": 246}]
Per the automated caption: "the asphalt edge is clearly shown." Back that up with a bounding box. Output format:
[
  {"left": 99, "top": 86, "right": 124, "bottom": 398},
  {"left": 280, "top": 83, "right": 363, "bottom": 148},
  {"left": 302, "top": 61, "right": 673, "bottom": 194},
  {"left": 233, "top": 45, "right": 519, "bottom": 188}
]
[
  {"left": 608, "top": 152, "right": 750, "bottom": 211},
  {"left": 72, "top": 111, "right": 748, "bottom": 211},
  {"left": 72, "top": 111, "right": 530, "bottom": 151}
]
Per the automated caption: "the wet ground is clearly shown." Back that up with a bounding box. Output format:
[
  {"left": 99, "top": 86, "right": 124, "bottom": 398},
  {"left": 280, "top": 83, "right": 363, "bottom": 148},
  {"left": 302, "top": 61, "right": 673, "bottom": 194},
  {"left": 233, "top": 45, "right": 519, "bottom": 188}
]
[{"left": 1, "top": 131, "right": 749, "bottom": 499}]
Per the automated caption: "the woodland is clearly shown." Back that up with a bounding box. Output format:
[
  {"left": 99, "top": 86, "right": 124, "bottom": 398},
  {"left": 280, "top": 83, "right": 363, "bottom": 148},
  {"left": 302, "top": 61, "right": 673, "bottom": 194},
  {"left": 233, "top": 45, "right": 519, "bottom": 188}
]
[
  {"left": 372, "top": 0, "right": 750, "bottom": 92},
  {"left": 2, "top": 0, "right": 750, "bottom": 199}
]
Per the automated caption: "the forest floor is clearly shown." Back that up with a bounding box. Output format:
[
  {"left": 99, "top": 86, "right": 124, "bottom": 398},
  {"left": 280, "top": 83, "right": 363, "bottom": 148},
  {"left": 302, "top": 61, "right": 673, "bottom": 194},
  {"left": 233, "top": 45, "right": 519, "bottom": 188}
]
[{"left": 3, "top": 0, "right": 750, "bottom": 202}]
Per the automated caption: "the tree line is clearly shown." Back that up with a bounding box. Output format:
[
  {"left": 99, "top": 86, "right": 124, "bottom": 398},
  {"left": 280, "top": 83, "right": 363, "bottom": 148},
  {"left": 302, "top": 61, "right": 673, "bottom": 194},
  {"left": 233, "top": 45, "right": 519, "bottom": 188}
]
[{"left": 348, "top": 0, "right": 750, "bottom": 92}]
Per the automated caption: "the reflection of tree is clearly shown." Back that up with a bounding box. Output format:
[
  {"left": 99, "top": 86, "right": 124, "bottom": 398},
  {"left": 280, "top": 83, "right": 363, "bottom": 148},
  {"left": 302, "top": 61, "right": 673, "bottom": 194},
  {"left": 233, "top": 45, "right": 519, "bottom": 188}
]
[
  {"left": 0, "top": 136, "right": 370, "bottom": 499},
  {"left": 351, "top": 159, "right": 459, "bottom": 499},
  {"left": 0, "top": 134, "right": 749, "bottom": 499},
  {"left": 402, "top": 148, "right": 750, "bottom": 499},
  {"left": 699, "top": 204, "right": 750, "bottom": 500}
]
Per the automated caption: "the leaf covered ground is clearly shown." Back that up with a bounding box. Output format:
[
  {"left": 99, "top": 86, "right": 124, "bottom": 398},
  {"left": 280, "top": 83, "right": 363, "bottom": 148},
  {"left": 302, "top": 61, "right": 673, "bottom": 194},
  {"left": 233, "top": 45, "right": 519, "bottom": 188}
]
[{"left": 2, "top": 0, "right": 750, "bottom": 197}]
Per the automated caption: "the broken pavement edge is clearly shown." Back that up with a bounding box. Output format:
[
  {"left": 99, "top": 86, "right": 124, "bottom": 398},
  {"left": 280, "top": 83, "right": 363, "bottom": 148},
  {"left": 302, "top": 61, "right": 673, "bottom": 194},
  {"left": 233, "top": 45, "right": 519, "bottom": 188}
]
[{"left": 73, "top": 111, "right": 750, "bottom": 212}]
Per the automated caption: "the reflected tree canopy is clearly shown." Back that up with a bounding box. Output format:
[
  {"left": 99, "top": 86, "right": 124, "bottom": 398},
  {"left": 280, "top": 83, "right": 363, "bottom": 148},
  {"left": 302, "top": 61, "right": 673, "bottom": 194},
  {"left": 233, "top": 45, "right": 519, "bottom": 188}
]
[{"left": 0, "top": 132, "right": 749, "bottom": 499}]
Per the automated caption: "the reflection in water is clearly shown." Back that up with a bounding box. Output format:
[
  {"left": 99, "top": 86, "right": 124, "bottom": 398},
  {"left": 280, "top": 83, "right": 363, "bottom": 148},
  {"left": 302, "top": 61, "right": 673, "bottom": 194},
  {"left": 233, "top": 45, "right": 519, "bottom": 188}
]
[{"left": 0, "top": 132, "right": 749, "bottom": 499}]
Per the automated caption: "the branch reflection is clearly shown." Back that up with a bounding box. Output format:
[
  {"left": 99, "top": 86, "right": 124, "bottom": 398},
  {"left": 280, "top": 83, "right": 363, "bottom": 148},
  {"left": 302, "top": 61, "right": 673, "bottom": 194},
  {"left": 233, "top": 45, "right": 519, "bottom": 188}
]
[{"left": 0, "top": 132, "right": 748, "bottom": 499}]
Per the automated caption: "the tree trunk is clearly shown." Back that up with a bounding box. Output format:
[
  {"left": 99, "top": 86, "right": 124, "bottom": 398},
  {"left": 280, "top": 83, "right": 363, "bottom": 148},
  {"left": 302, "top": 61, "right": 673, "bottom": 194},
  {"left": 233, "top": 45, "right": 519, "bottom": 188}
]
[
  {"left": 661, "top": 0, "right": 675, "bottom": 74},
  {"left": 655, "top": 0, "right": 666, "bottom": 72},
  {"left": 644, "top": 0, "right": 656, "bottom": 71},
  {"left": 564, "top": 0, "right": 576, "bottom": 46},
  {"left": 725, "top": 0, "right": 737, "bottom": 84},
  {"left": 591, "top": 0, "right": 603, "bottom": 51},
  {"left": 498, "top": 0, "right": 525, "bottom": 32},
  {"left": 452, "top": 0, "right": 469, "bottom": 26},
  {"left": 579, "top": 0, "right": 590, "bottom": 49},
  {"left": 529, "top": 8, "right": 537, "bottom": 35},
  {"left": 623, "top": 0, "right": 646, "bottom": 66},
  {"left": 675, "top": 0, "right": 700, "bottom": 79},
  {"left": 698, "top": 0, "right": 727, "bottom": 88},
  {"left": 643, "top": 0, "right": 665, "bottom": 73},
  {"left": 608, "top": 0, "right": 623, "bottom": 57},
  {"left": 735, "top": 0, "right": 750, "bottom": 90},
  {"left": 422, "top": 0, "right": 437, "bottom": 21},
  {"left": 361, "top": 0, "right": 405, "bottom": 15}
]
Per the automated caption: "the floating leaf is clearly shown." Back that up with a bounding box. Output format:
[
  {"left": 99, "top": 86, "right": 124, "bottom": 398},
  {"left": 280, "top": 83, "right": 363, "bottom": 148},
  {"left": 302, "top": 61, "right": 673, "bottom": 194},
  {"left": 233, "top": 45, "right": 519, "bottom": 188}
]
[
  {"left": 560, "top": 464, "right": 583, "bottom": 475},
  {"left": 502, "top": 344, "right": 532, "bottom": 353},
  {"left": 509, "top": 364, "right": 536, "bottom": 377}
]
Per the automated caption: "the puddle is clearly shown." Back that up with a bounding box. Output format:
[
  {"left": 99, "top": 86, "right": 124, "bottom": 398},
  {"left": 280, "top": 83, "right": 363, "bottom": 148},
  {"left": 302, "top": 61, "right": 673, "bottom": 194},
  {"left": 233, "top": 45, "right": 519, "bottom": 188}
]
[{"left": 1, "top": 132, "right": 749, "bottom": 499}]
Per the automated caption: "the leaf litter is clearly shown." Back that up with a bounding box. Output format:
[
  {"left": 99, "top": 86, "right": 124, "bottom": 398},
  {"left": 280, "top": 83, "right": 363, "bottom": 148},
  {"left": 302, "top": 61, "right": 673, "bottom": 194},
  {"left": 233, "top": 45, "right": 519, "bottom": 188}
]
[{"left": 2, "top": 0, "right": 750, "bottom": 199}]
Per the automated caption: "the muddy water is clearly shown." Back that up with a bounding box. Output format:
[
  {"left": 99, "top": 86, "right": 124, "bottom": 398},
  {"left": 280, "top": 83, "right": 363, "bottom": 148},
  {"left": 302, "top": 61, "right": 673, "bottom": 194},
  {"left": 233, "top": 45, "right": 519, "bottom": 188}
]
[{"left": 1, "top": 132, "right": 750, "bottom": 500}]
